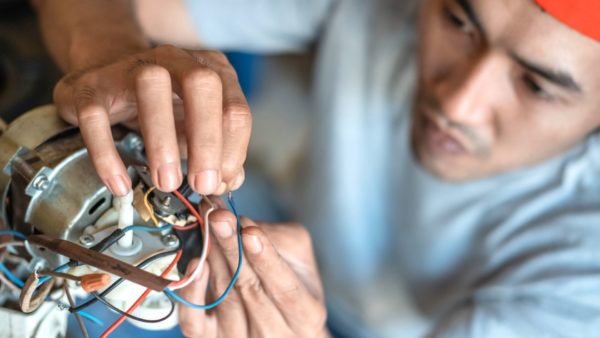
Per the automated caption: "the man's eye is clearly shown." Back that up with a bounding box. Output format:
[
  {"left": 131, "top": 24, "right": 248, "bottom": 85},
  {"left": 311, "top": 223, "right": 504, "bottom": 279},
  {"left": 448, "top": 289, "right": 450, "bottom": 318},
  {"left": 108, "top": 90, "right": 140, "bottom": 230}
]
[{"left": 523, "top": 75, "right": 553, "bottom": 101}]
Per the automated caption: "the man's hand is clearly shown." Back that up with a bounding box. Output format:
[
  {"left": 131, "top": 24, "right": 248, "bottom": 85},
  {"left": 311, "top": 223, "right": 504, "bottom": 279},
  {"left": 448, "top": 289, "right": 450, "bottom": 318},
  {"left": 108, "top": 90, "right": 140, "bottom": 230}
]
[
  {"left": 53, "top": 45, "right": 251, "bottom": 196},
  {"left": 178, "top": 210, "right": 329, "bottom": 338}
]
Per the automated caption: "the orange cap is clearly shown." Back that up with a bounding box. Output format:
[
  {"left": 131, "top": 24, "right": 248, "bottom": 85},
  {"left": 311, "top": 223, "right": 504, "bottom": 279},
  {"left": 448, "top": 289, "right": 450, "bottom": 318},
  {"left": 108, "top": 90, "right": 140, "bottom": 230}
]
[
  {"left": 81, "top": 273, "right": 112, "bottom": 293},
  {"left": 535, "top": 0, "right": 600, "bottom": 42}
]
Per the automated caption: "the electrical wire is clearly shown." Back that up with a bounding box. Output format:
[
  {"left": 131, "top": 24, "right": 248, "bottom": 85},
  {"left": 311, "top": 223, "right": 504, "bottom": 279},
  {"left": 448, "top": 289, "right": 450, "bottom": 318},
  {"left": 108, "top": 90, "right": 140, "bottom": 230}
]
[
  {"left": 64, "top": 283, "right": 89, "bottom": 338},
  {"left": 169, "top": 194, "right": 212, "bottom": 290},
  {"left": 100, "top": 249, "right": 182, "bottom": 338},
  {"left": 78, "top": 310, "right": 104, "bottom": 326},
  {"left": 69, "top": 233, "right": 183, "bottom": 313},
  {"left": 90, "top": 291, "right": 176, "bottom": 323},
  {"left": 0, "top": 229, "right": 27, "bottom": 241},
  {"left": 143, "top": 186, "right": 200, "bottom": 231},
  {"left": 0, "top": 241, "right": 25, "bottom": 290},
  {"left": 164, "top": 194, "right": 242, "bottom": 310},
  {"left": 171, "top": 222, "right": 198, "bottom": 231},
  {"left": 0, "top": 260, "right": 25, "bottom": 288}
]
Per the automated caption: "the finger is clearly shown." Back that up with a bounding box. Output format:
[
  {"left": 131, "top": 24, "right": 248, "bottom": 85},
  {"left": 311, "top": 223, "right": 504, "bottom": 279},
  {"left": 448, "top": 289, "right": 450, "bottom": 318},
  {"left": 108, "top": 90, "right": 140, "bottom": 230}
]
[
  {"left": 178, "top": 259, "right": 210, "bottom": 338},
  {"left": 151, "top": 47, "right": 222, "bottom": 194},
  {"left": 182, "top": 66, "right": 223, "bottom": 195},
  {"left": 217, "top": 65, "right": 252, "bottom": 186},
  {"left": 74, "top": 94, "right": 131, "bottom": 196},
  {"left": 134, "top": 64, "right": 182, "bottom": 192},
  {"left": 242, "top": 223, "right": 326, "bottom": 332},
  {"left": 205, "top": 227, "right": 248, "bottom": 337},
  {"left": 209, "top": 211, "right": 289, "bottom": 335},
  {"left": 185, "top": 51, "right": 252, "bottom": 190},
  {"left": 229, "top": 167, "right": 245, "bottom": 192}
]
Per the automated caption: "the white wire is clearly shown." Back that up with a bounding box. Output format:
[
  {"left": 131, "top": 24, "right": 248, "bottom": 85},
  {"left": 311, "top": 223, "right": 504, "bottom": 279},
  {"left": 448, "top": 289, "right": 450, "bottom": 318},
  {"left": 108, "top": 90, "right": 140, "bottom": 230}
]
[{"left": 170, "top": 195, "right": 213, "bottom": 290}]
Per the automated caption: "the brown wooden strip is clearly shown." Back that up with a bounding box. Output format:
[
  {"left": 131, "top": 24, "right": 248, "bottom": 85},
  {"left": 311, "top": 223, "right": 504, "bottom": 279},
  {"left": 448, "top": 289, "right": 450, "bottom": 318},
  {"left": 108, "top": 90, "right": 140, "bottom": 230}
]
[{"left": 28, "top": 234, "right": 172, "bottom": 291}]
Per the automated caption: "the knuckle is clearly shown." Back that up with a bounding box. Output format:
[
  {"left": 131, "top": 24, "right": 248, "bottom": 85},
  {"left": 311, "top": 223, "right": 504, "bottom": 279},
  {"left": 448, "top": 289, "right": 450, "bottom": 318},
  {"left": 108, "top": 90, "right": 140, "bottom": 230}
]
[
  {"left": 223, "top": 103, "right": 253, "bottom": 131},
  {"left": 135, "top": 64, "right": 170, "bottom": 84},
  {"left": 235, "top": 275, "right": 263, "bottom": 295},
  {"left": 75, "top": 99, "right": 104, "bottom": 123},
  {"left": 155, "top": 44, "right": 179, "bottom": 55},
  {"left": 271, "top": 284, "right": 301, "bottom": 304},
  {"left": 182, "top": 67, "right": 221, "bottom": 91},
  {"left": 73, "top": 85, "right": 97, "bottom": 111}
]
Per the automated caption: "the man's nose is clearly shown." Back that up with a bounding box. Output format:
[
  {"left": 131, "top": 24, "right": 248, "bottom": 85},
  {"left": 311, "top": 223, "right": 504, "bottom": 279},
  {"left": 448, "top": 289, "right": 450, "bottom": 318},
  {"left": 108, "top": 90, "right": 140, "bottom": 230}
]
[{"left": 437, "top": 53, "right": 503, "bottom": 125}]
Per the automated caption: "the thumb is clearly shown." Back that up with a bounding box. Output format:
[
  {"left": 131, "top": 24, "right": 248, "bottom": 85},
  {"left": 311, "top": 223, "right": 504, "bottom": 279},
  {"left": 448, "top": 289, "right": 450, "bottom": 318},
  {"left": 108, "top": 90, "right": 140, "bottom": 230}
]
[{"left": 178, "top": 259, "right": 210, "bottom": 338}]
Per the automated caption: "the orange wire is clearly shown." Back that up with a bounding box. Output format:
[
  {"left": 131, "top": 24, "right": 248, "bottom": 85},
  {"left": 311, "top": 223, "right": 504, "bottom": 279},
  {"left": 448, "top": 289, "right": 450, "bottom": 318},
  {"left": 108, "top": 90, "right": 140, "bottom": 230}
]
[{"left": 100, "top": 249, "right": 182, "bottom": 338}]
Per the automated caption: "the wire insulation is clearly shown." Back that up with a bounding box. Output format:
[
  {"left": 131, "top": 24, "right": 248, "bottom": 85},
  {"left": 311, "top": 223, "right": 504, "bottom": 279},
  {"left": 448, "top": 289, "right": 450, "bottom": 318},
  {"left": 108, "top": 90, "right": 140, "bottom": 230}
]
[
  {"left": 100, "top": 249, "right": 182, "bottom": 338},
  {"left": 164, "top": 194, "right": 242, "bottom": 310}
]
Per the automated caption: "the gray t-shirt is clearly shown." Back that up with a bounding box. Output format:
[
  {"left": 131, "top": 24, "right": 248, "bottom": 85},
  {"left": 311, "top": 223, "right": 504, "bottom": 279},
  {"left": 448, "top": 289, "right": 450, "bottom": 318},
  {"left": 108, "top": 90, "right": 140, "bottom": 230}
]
[{"left": 185, "top": 1, "right": 600, "bottom": 337}]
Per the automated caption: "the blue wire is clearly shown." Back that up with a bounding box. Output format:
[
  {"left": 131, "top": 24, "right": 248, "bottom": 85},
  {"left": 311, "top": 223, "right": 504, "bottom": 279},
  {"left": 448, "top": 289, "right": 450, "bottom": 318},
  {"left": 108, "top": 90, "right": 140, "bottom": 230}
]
[
  {"left": 77, "top": 310, "right": 104, "bottom": 326},
  {"left": 163, "top": 194, "right": 243, "bottom": 310},
  {"left": 0, "top": 262, "right": 25, "bottom": 288},
  {"left": 123, "top": 224, "right": 173, "bottom": 233},
  {"left": 38, "top": 263, "right": 69, "bottom": 285},
  {"left": 0, "top": 229, "right": 27, "bottom": 241}
]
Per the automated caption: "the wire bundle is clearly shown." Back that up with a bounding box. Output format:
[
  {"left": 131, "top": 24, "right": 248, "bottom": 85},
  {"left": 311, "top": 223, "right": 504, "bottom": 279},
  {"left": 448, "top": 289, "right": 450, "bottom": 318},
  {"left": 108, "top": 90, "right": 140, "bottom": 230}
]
[{"left": 0, "top": 189, "right": 244, "bottom": 338}]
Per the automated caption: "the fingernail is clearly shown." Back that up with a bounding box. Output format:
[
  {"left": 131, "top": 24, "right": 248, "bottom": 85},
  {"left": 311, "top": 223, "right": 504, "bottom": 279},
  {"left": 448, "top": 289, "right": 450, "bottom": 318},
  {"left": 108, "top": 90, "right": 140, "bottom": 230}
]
[
  {"left": 193, "top": 170, "right": 219, "bottom": 194},
  {"left": 107, "top": 175, "right": 130, "bottom": 196},
  {"left": 213, "top": 220, "right": 232, "bottom": 238},
  {"left": 230, "top": 171, "right": 245, "bottom": 191},
  {"left": 157, "top": 162, "right": 181, "bottom": 191},
  {"left": 243, "top": 234, "right": 263, "bottom": 254}
]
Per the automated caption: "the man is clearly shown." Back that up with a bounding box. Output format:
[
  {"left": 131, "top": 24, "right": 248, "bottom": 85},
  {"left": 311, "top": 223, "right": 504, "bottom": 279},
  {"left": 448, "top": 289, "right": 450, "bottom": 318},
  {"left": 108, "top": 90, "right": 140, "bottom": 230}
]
[{"left": 33, "top": 0, "right": 600, "bottom": 337}]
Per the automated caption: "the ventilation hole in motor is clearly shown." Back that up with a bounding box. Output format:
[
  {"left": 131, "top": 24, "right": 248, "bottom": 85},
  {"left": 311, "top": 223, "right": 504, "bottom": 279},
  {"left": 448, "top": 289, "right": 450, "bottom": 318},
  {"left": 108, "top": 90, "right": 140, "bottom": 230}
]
[{"left": 88, "top": 198, "right": 106, "bottom": 215}]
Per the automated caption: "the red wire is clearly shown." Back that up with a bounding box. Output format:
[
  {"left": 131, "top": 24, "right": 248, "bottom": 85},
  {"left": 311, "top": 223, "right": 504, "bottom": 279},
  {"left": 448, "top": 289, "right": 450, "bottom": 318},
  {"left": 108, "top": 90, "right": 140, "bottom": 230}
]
[
  {"left": 172, "top": 191, "right": 205, "bottom": 232},
  {"left": 168, "top": 191, "right": 211, "bottom": 288},
  {"left": 100, "top": 249, "right": 182, "bottom": 338},
  {"left": 172, "top": 222, "right": 198, "bottom": 231}
]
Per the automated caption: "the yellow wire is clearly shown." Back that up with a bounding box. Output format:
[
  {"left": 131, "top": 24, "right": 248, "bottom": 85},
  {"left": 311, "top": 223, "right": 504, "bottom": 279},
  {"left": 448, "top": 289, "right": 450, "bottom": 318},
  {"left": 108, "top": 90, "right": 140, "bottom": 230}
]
[{"left": 143, "top": 187, "right": 159, "bottom": 226}]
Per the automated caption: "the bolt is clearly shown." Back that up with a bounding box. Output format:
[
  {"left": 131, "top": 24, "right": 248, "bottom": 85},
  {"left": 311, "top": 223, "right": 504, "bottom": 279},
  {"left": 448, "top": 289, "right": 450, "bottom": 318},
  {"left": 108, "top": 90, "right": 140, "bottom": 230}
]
[
  {"left": 32, "top": 174, "right": 49, "bottom": 190},
  {"left": 79, "top": 234, "right": 95, "bottom": 246},
  {"left": 160, "top": 196, "right": 172, "bottom": 207},
  {"left": 162, "top": 234, "right": 178, "bottom": 247},
  {"left": 128, "top": 135, "right": 144, "bottom": 152}
]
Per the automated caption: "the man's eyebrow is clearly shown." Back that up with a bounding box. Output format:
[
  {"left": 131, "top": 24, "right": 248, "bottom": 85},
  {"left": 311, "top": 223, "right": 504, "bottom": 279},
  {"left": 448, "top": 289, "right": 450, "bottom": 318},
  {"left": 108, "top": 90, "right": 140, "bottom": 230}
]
[
  {"left": 510, "top": 52, "right": 582, "bottom": 93},
  {"left": 456, "top": 0, "right": 486, "bottom": 35}
]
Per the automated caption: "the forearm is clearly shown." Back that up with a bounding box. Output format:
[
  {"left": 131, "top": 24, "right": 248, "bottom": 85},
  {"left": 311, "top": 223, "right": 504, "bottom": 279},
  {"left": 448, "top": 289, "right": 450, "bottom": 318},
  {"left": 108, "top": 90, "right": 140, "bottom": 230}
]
[{"left": 32, "top": 0, "right": 150, "bottom": 72}]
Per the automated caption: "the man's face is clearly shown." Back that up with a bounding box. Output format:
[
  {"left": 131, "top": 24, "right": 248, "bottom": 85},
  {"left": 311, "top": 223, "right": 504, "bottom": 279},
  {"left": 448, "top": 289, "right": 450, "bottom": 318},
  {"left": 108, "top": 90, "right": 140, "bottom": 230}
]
[{"left": 413, "top": 0, "right": 600, "bottom": 181}]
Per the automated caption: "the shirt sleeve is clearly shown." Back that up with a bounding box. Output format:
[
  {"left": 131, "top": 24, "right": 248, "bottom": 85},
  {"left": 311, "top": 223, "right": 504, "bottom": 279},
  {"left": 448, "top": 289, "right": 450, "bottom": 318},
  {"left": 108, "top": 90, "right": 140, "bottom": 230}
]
[
  {"left": 183, "top": 0, "right": 336, "bottom": 53},
  {"left": 427, "top": 210, "right": 600, "bottom": 338}
]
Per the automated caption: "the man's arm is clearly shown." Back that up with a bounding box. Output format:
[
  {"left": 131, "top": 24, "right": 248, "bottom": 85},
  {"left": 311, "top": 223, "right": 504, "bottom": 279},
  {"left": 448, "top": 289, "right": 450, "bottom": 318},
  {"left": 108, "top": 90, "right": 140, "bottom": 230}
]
[
  {"left": 32, "top": 0, "right": 149, "bottom": 71},
  {"left": 32, "top": 0, "right": 252, "bottom": 198}
]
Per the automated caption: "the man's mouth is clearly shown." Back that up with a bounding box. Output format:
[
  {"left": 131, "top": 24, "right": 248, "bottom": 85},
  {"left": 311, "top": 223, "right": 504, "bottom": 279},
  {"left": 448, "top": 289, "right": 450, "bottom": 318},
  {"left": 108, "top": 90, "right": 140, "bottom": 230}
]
[{"left": 422, "top": 110, "right": 470, "bottom": 156}]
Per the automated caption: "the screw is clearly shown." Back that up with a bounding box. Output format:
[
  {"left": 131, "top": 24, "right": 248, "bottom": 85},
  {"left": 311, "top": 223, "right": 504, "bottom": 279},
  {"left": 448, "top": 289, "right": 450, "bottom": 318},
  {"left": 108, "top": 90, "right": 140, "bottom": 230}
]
[
  {"left": 79, "top": 234, "right": 95, "bottom": 246},
  {"left": 160, "top": 196, "right": 172, "bottom": 207},
  {"left": 162, "top": 234, "right": 178, "bottom": 247},
  {"left": 32, "top": 175, "right": 49, "bottom": 190}
]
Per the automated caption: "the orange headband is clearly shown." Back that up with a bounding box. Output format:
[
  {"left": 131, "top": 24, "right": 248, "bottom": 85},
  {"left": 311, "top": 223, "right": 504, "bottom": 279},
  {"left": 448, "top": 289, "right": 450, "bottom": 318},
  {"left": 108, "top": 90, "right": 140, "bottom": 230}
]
[{"left": 535, "top": 0, "right": 600, "bottom": 42}]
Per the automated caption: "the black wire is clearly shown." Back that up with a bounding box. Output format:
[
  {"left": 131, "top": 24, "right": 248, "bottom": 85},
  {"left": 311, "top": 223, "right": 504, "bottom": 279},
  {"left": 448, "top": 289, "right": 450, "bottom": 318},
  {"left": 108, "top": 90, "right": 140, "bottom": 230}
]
[
  {"left": 90, "top": 290, "right": 176, "bottom": 323},
  {"left": 69, "top": 231, "right": 182, "bottom": 313}
]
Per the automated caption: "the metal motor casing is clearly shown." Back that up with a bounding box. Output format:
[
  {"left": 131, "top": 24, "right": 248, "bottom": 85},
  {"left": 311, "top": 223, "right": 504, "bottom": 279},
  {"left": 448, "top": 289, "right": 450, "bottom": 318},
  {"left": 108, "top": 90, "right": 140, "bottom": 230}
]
[{"left": 0, "top": 105, "right": 146, "bottom": 265}]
